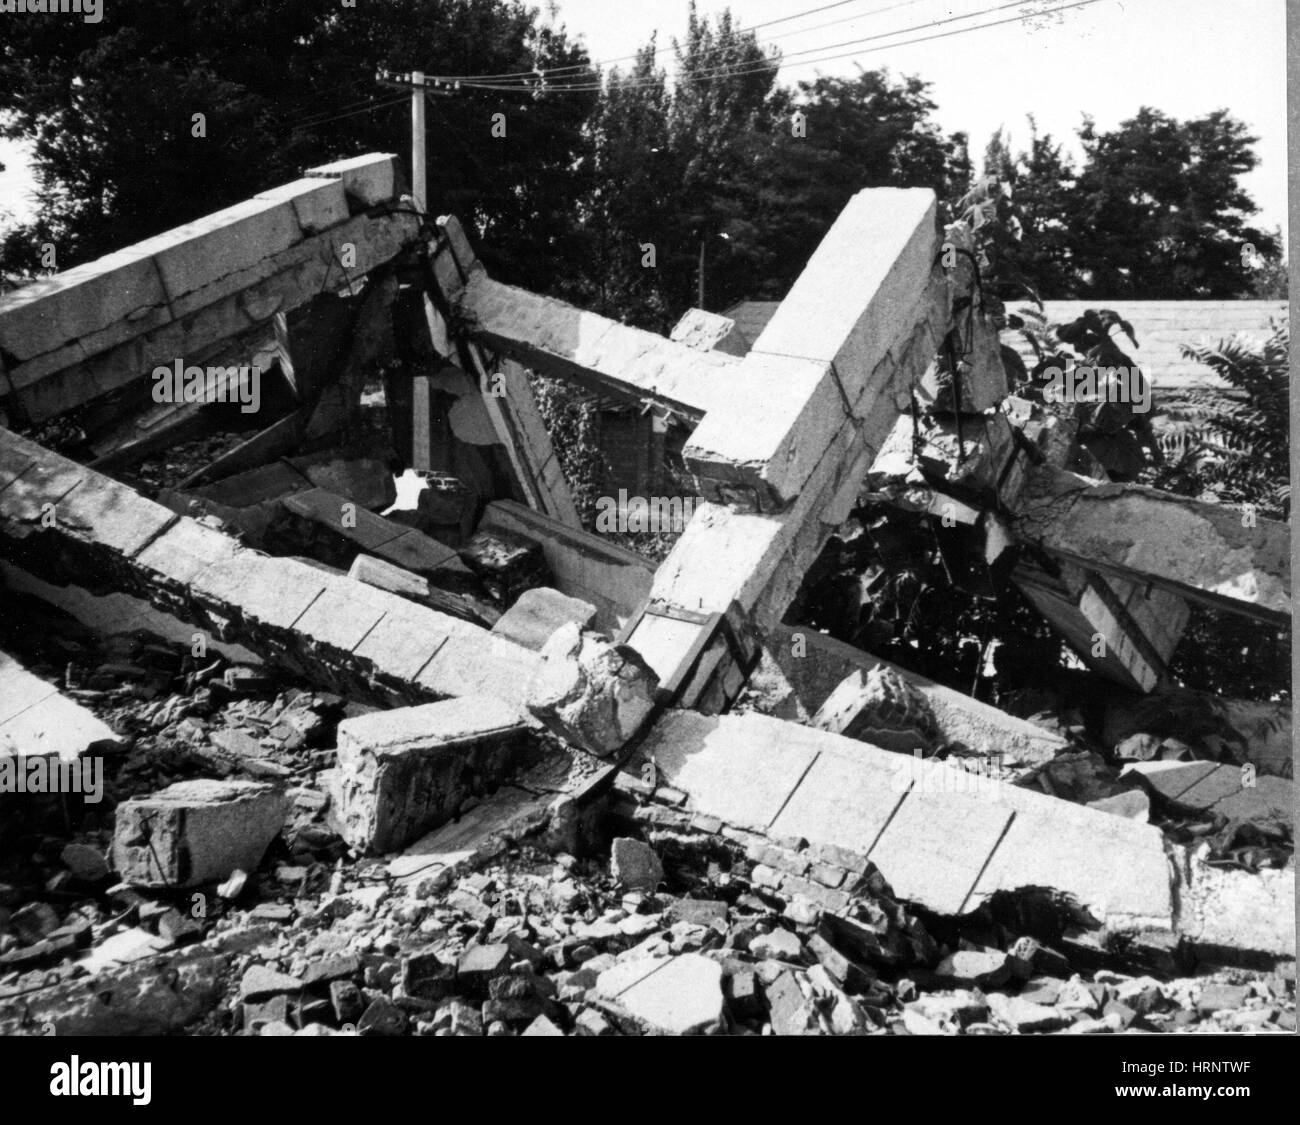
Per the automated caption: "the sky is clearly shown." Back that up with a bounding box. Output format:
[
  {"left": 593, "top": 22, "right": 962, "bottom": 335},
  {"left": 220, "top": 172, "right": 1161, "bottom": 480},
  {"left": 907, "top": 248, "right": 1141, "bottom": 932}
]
[
  {"left": 539, "top": 0, "right": 1289, "bottom": 245},
  {"left": 1, "top": 0, "right": 1288, "bottom": 247}
]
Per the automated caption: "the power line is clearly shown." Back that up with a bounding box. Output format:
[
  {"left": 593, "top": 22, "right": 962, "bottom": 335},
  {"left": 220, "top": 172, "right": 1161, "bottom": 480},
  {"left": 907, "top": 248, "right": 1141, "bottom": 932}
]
[
  {"left": 286, "top": 92, "right": 410, "bottom": 132},
  {"left": 424, "top": 0, "right": 928, "bottom": 83},
  {"left": 453, "top": 0, "right": 1105, "bottom": 95}
]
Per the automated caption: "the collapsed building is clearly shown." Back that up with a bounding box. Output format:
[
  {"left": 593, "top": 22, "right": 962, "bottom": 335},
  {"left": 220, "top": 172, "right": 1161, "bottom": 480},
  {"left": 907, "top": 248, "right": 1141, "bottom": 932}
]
[{"left": 0, "top": 155, "right": 1292, "bottom": 1036}]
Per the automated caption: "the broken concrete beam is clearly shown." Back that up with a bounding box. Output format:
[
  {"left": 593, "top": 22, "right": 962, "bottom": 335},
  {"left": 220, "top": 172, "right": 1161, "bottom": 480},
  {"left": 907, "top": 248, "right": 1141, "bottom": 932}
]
[
  {"left": 452, "top": 271, "right": 740, "bottom": 419},
  {"left": 1, "top": 185, "right": 331, "bottom": 371},
  {"left": 305, "top": 153, "right": 402, "bottom": 210},
  {"left": 480, "top": 500, "right": 654, "bottom": 633},
  {"left": 331, "top": 695, "right": 530, "bottom": 853},
  {"left": 759, "top": 625, "right": 1067, "bottom": 770},
  {"left": 0, "top": 428, "right": 539, "bottom": 707},
  {"left": 684, "top": 189, "right": 939, "bottom": 508},
  {"left": 489, "top": 358, "right": 583, "bottom": 528},
  {"left": 491, "top": 587, "right": 597, "bottom": 651},
  {"left": 3, "top": 207, "right": 418, "bottom": 423},
  {"left": 633, "top": 708, "right": 1173, "bottom": 929},
  {"left": 1013, "top": 558, "right": 1187, "bottom": 693},
  {"left": 0, "top": 650, "right": 126, "bottom": 761},
  {"left": 1013, "top": 465, "right": 1290, "bottom": 622},
  {"left": 527, "top": 623, "right": 659, "bottom": 756},
  {"left": 670, "top": 308, "right": 749, "bottom": 357},
  {"left": 112, "top": 779, "right": 287, "bottom": 888}
]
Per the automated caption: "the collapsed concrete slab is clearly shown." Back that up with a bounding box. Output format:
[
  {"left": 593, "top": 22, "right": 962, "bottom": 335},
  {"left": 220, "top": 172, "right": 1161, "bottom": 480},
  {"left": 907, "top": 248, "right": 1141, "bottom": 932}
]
[
  {"left": 0, "top": 428, "right": 539, "bottom": 707},
  {"left": 112, "top": 779, "right": 287, "bottom": 888},
  {"left": 630, "top": 709, "right": 1174, "bottom": 930},
  {"left": 0, "top": 157, "right": 417, "bottom": 424},
  {"left": 0, "top": 650, "right": 126, "bottom": 762},
  {"left": 331, "top": 695, "right": 530, "bottom": 853},
  {"left": 1014, "top": 465, "right": 1291, "bottom": 622}
]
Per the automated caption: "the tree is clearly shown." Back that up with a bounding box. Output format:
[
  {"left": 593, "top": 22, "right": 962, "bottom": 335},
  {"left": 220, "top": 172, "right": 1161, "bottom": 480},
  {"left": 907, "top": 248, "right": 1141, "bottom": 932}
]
[
  {"left": 1069, "top": 108, "right": 1278, "bottom": 298},
  {"left": 0, "top": 0, "right": 595, "bottom": 291},
  {"left": 982, "top": 119, "right": 1079, "bottom": 298},
  {"left": 750, "top": 70, "right": 969, "bottom": 304}
]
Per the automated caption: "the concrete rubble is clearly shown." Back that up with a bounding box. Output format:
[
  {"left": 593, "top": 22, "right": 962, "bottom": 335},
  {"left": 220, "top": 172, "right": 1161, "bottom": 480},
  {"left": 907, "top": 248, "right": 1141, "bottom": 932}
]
[{"left": 0, "top": 162, "right": 1290, "bottom": 1036}]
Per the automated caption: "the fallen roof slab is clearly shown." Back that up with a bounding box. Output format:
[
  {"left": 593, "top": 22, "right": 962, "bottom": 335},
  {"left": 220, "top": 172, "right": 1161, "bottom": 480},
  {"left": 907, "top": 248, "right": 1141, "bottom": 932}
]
[
  {"left": 1014, "top": 465, "right": 1291, "bottom": 622},
  {"left": 0, "top": 427, "right": 538, "bottom": 709},
  {"left": 632, "top": 709, "right": 1175, "bottom": 931}
]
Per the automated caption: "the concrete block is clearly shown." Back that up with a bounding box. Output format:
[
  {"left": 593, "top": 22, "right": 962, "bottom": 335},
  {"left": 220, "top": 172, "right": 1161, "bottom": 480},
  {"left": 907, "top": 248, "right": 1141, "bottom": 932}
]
[
  {"left": 306, "top": 154, "right": 401, "bottom": 209},
  {"left": 866, "top": 783, "right": 1013, "bottom": 916},
  {"left": 526, "top": 623, "right": 658, "bottom": 756},
  {"left": 491, "top": 586, "right": 597, "bottom": 651},
  {"left": 254, "top": 178, "right": 350, "bottom": 235},
  {"left": 595, "top": 954, "right": 724, "bottom": 1035},
  {"left": 136, "top": 195, "right": 305, "bottom": 304},
  {"left": 0, "top": 245, "right": 169, "bottom": 364},
  {"left": 332, "top": 695, "right": 529, "bottom": 853},
  {"left": 112, "top": 779, "right": 287, "bottom": 888}
]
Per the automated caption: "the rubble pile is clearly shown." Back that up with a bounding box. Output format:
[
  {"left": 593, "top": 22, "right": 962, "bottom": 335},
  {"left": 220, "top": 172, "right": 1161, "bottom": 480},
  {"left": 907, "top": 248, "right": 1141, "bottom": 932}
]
[
  {"left": 3, "top": 812, "right": 1293, "bottom": 1036},
  {"left": 0, "top": 163, "right": 1292, "bottom": 1039}
]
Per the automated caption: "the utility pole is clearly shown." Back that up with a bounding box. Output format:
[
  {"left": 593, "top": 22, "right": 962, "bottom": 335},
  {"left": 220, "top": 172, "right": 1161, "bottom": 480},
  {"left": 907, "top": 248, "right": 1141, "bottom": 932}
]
[
  {"left": 376, "top": 69, "right": 452, "bottom": 214},
  {"left": 411, "top": 70, "right": 427, "bottom": 212},
  {"left": 698, "top": 239, "right": 706, "bottom": 309}
]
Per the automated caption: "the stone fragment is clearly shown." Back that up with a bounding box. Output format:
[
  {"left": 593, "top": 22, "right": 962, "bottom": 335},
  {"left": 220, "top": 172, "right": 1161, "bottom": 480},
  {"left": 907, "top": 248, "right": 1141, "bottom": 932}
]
[
  {"left": 986, "top": 992, "right": 1070, "bottom": 1033},
  {"left": 610, "top": 838, "right": 664, "bottom": 892},
  {"left": 812, "top": 665, "right": 942, "bottom": 755},
  {"left": 330, "top": 980, "right": 364, "bottom": 1025},
  {"left": 598, "top": 954, "right": 725, "bottom": 1036},
  {"left": 522, "top": 1013, "right": 565, "bottom": 1037},
  {"left": 492, "top": 586, "right": 597, "bottom": 652},
  {"left": 61, "top": 843, "right": 110, "bottom": 883},
  {"left": 357, "top": 995, "right": 407, "bottom": 1036},
  {"left": 935, "top": 949, "right": 1012, "bottom": 989},
  {"left": 112, "top": 780, "right": 286, "bottom": 888},
  {"left": 331, "top": 695, "right": 527, "bottom": 853},
  {"left": 1196, "top": 983, "right": 1250, "bottom": 1015},
  {"left": 457, "top": 944, "right": 513, "bottom": 998},
  {"left": 750, "top": 928, "right": 804, "bottom": 962},
  {"left": 240, "top": 965, "right": 305, "bottom": 1002},
  {"left": 764, "top": 971, "right": 819, "bottom": 1036},
  {"left": 11, "top": 901, "right": 60, "bottom": 944},
  {"left": 526, "top": 623, "right": 659, "bottom": 756},
  {"left": 1086, "top": 790, "right": 1150, "bottom": 820}
]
